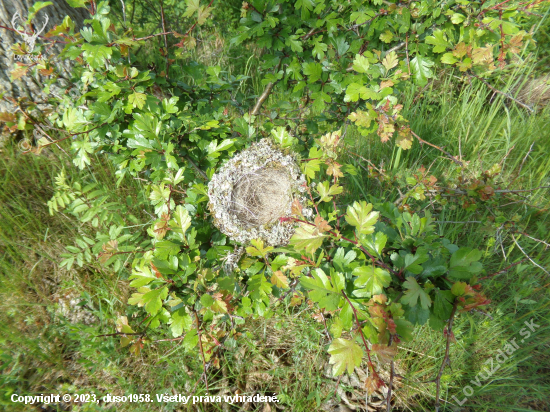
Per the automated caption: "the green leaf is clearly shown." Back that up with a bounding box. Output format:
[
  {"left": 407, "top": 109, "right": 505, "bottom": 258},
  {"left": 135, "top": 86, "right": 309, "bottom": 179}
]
[
  {"left": 300, "top": 268, "right": 342, "bottom": 311},
  {"left": 290, "top": 223, "right": 327, "bottom": 255},
  {"left": 66, "top": 0, "right": 88, "bottom": 7},
  {"left": 353, "top": 266, "right": 391, "bottom": 296},
  {"left": 248, "top": 273, "right": 273, "bottom": 301},
  {"left": 312, "top": 37, "right": 328, "bottom": 60},
  {"left": 345, "top": 201, "right": 379, "bottom": 234},
  {"left": 333, "top": 248, "right": 357, "bottom": 272},
  {"left": 246, "top": 238, "right": 274, "bottom": 257},
  {"left": 449, "top": 247, "right": 483, "bottom": 279},
  {"left": 410, "top": 55, "right": 435, "bottom": 86},
  {"left": 303, "top": 158, "right": 321, "bottom": 179},
  {"left": 271, "top": 126, "right": 296, "bottom": 148},
  {"left": 27, "top": 2, "right": 53, "bottom": 22},
  {"left": 451, "top": 13, "right": 466, "bottom": 24},
  {"left": 129, "top": 266, "right": 156, "bottom": 287},
  {"left": 182, "top": 328, "right": 199, "bottom": 351},
  {"left": 441, "top": 53, "right": 458, "bottom": 64},
  {"left": 183, "top": 0, "right": 200, "bottom": 17},
  {"left": 425, "top": 30, "right": 450, "bottom": 53},
  {"left": 200, "top": 294, "right": 215, "bottom": 307},
  {"left": 401, "top": 277, "right": 432, "bottom": 309},
  {"left": 143, "top": 287, "right": 167, "bottom": 315},
  {"left": 330, "top": 317, "right": 343, "bottom": 338},
  {"left": 286, "top": 35, "right": 303, "bottom": 53},
  {"left": 352, "top": 54, "right": 370, "bottom": 73},
  {"left": 451, "top": 281, "right": 468, "bottom": 296},
  {"left": 344, "top": 83, "right": 379, "bottom": 102},
  {"left": 170, "top": 308, "right": 192, "bottom": 337},
  {"left": 302, "top": 62, "right": 322, "bottom": 83},
  {"left": 154, "top": 241, "right": 181, "bottom": 260},
  {"left": 434, "top": 289, "right": 455, "bottom": 319},
  {"left": 128, "top": 91, "right": 147, "bottom": 109},
  {"left": 169, "top": 205, "right": 192, "bottom": 242},
  {"left": 317, "top": 181, "right": 343, "bottom": 202},
  {"left": 404, "top": 305, "right": 430, "bottom": 325},
  {"left": 362, "top": 232, "right": 387, "bottom": 257},
  {"left": 379, "top": 30, "right": 394, "bottom": 43},
  {"left": 394, "top": 318, "right": 414, "bottom": 342},
  {"left": 81, "top": 44, "right": 112, "bottom": 69},
  {"left": 328, "top": 338, "right": 363, "bottom": 376},
  {"left": 207, "top": 139, "right": 234, "bottom": 156}
]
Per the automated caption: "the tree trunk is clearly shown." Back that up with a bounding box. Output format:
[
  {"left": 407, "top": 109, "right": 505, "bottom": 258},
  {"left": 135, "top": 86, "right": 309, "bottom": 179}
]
[{"left": 0, "top": 0, "right": 89, "bottom": 113}]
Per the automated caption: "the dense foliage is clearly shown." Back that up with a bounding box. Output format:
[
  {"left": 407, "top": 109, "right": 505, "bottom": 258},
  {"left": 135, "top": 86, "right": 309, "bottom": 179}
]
[{"left": 2, "top": 0, "right": 547, "bottom": 408}]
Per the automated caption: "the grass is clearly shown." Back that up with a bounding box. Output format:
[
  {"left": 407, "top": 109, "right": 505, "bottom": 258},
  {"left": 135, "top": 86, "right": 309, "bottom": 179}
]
[{"left": 2, "top": 5, "right": 550, "bottom": 411}]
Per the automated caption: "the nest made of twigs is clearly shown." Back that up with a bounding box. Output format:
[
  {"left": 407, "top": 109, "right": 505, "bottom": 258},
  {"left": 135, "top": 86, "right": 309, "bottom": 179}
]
[{"left": 208, "top": 138, "right": 308, "bottom": 246}]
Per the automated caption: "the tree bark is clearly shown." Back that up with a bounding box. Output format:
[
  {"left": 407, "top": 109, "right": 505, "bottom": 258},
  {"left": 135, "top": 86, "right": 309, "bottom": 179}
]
[{"left": 0, "top": 0, "right": 89, "bottom": 113}]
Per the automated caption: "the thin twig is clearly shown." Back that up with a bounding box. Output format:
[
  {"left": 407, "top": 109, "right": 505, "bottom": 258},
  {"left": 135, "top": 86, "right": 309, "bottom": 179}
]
[
  {"left": 511, "top": 234, "right": 550, "bottom": 277},
  {"left": 434, "top": 301, "right": 458, "bottom": 412},
  {"left": 159, "top": 0, "right": 170, "bottom": 74},
  {"left": 341, "top": 291, "right": 383, "bottom": 382},
  {"left": 183, "top": 154, "right": 208, "bottom": 180},
  {"left": 251, "top": 59, "right": 283, "bottom": 115},
  {"left": 468, "top": 71, "right": 534, "bottom": 112},
  {"left": 320, "top": 312, "right": 332, "bottom": 342},
  {"left": 478, "top": 258, "right": 528, "bottom": 280},
  {"left": 194, "top": 310, "right": 209, "bottom": 393},
  {"left": 386, "top": 360, "right": 394, "bottom": 412},
  {"left": 95, "top": 331, "right": 142, "bottom": 338},
  {"left": 509, "top": 142, "right": 535, "bottom": 188},
  {"left": 516, "top": 231, "right": 550, "bottom": 249},
  {"left": 411, "top": 131, "right": 464, "bottom": 167}
]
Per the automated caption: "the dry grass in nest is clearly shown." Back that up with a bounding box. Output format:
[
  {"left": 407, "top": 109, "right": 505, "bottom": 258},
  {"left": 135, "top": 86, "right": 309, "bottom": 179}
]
[{"left": 230, "top": 166, "right": 293, "bottom": 228}]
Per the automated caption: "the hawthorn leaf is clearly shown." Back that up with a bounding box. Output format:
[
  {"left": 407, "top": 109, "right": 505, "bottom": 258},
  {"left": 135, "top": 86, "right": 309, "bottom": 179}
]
[
  {"left": 382, "top": 51, "right": 398, "bottom": 72},
  {"left": 170, "top": 308, "right": 192, "bottom": 337},
  {"left": 246, "top": 238, "right": 274, "bottom": 257},
  {"left": 182, "top": 329, "right": 199, "bottom": 351},
  {"left": 143, "top": 286, "right": 167, "bottom": 315},
  {"left": 410, "top": 55, "right": 434, "bottom": 86},
  {"left": 300, "top": 268, "right": 342, "bottom": 311},
  {"left": 169, "top": 205, "right": 191, "bottom": 242},
  {"left": 449, "top": 247, "right": 483, "bottom": 279},
  {"left": 401, "top": 277, "right": 432, "bottom": 309},
  {"left": 317, "top": 181, "right": 343, "bottom": 202},
  {"left": 352, "top": 54, "right": 370, "bottom": 73},
  {"left": 129, "top": 266, "right": 156, "bottom": 287},
  {"left": 345, "top": 201, "right": 379, "bottom": 234},
  {"left": 328, "top": 338, "right": 363, "bottom": 376},
  {"left": 290, "top": 223, "right": 327, "bottom": 255},
  {"left": 425, "top": 30, "right": 450, "bottom": 53},
  {"left": 353, "top": 266, "right": 391, "bottom": 296},
  {"left": 434, "top": 289, "right": 455, "bottom": 320},
  {"left": 271, "top": 270, "right": 289, "bottom": 288}
]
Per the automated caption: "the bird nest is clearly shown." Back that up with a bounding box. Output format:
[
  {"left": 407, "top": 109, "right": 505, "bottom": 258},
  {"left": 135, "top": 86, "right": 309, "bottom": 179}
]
[{"left": 208, "top": 138, "right": 308, "bottom": 246}]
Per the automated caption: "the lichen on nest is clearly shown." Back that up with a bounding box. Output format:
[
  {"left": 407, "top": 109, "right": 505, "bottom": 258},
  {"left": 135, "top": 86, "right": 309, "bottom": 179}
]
[{"left": 208, "top": 138, "right": 309, "bottom": 246}]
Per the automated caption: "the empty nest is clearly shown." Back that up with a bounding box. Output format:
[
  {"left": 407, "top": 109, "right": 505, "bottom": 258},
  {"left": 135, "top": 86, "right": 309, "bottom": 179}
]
[{"left": 208, "top": 138, "right": 309, "bottom": 246}]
